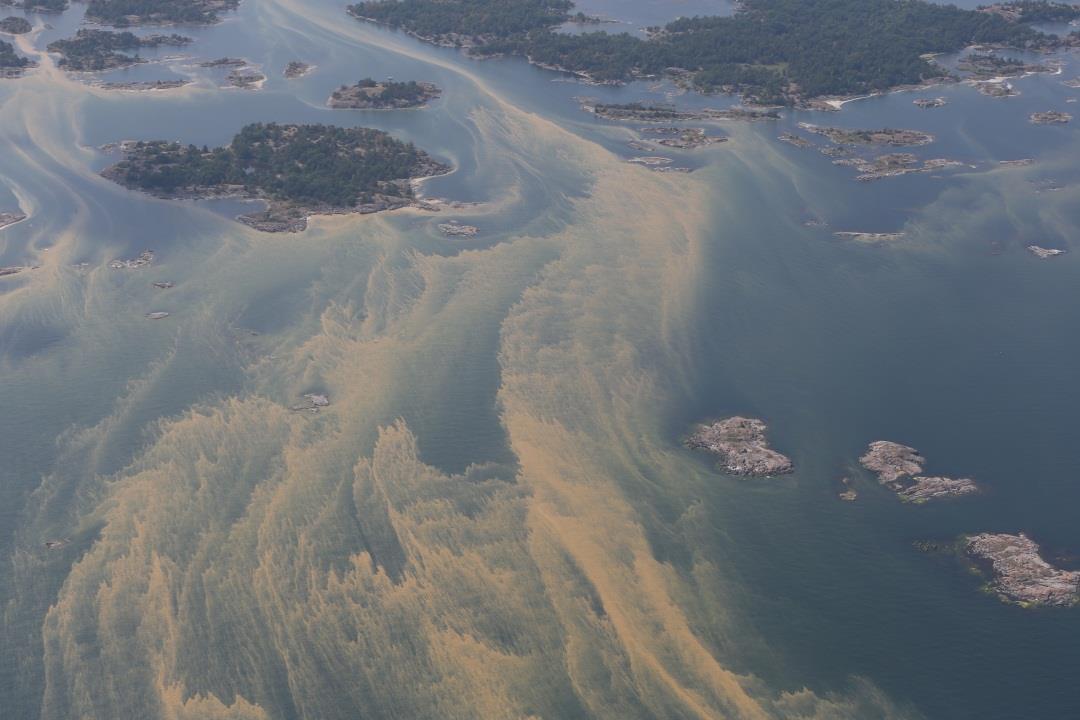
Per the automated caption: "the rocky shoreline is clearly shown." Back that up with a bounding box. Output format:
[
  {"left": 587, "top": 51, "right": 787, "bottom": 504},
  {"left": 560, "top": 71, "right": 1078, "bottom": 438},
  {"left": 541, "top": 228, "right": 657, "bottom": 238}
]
[
  {"left": 687, "top": 416, "right": 793, "bottom": 476},
  {"left": 967, "top": 533, "right": 1080, "bottom": 607}
]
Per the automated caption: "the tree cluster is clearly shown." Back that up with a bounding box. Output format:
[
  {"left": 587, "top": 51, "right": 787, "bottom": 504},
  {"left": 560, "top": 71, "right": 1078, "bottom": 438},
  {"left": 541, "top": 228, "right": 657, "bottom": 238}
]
[
  {"left": 47, "top": 29, "right": 190, "bottom": 70},
  {"left": 85, "top": 0, "right": 239, "bottom": 27},
  {"left": 0, "top": 38, "right": 28, "bottom": 67},
  {"left": 347, "top": 0, "right": 1077, "bottom": 102},
  {"left": 110, "top": 123, "right": 437, "bottom": 207}
]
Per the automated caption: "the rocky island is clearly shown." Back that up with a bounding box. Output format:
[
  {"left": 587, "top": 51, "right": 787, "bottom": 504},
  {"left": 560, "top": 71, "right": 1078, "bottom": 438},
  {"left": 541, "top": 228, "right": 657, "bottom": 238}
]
[
  {"left": 640, "top": 127, "right": 727, "bottom": 149},
  {"left": 859, "top": 440, "right": 978, "bottom": 502},
  {"left": 109, "top": 250, "right": 154, "bottom": 269},
  {"left": 957, "top": 52, "right": 1054, "bottom": 79},
  {"left": 974, "top": 79, "right": 1018, "bottom": 97},
  {"left": 0, "top": 265, "right": 35, "bottom": 277},
  {"left": 0, "top": 210, "right": 26, "bottom": 229},
  {"left": 1029, "top": 111, "right": 1072, "bottom": 124},
  {"left": 686, "top": 416, "right": 793, "bottom": 476},
  {"left": 437, "top": 221, "right": 478, "bottom": 237},
  {"left": 1027, "top": 245, "right": 1067, "bottom": 258},
  {"left": 328, "top": 78, "right": 441, "bottom": 109},
  {"left": 101, "top": 123, "right": 450, "bottom": 232},
  {"left": 0, "top": 37, "right": 31, "bottom": 77},
  {"left": 226, "top": 68, "right": 264, "bottom": 89},
  {"left": 833, "top": 231, "right": 905, "bottom": 242},
  {"left": 99, "top": 79, "right": 190, "bottom": 91},
  {"left": 797, "top": 123, "right": 934, "bottom": 146},
  {"left": 913, "top": 97, "right": 947, "bottom": 108},
  {"left": 778, "top": 132, "right": 813, "bottom": 148},
  {"left": 585, "top": 101, "right": 778, "bottom": 123},
  {"left": 84, "top": 0, "right": 239, "bottom": 27},
  {"left": 48, "top": 30, "right": 191, "bottom": 72},
  {"left": 284, "top": 60, "right": 312, "bottom": 78},
  {"left": 966, "top": 533, "right": 1080, "bottom": 607},
  {"left": 199, "top": 57, "right": 246, "bottom": 68},
  {"left": 0, "top": 15, "right": 31, "bottom": 34},
  {"left": 833, "top": 153, "right": 964, "bottom": 182}
]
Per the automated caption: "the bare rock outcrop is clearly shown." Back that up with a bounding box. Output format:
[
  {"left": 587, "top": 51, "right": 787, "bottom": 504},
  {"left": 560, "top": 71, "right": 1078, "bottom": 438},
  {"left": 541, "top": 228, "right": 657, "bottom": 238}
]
[
  {"left": 687, "top": 417, "right": 793, "bottom": 476},
  {"left": 967, "top": 533, "right": 1080, "bottom": 607},
  {"left": 859, "top": 440, "right": 977, "bottom": 502}
]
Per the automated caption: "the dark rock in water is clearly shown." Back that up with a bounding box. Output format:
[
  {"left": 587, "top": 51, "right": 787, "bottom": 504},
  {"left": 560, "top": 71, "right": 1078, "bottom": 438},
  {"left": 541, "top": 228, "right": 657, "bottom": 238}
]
[
  {"left": 686, "top": 416, "right": 793, "bottom": 476},
  {"left": 967, "top": 533, "right": 1080, "bottom": 607}
]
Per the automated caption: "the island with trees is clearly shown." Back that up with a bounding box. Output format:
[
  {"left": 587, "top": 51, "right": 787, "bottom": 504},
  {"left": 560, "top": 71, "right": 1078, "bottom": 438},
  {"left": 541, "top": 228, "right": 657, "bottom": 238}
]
[
  {"left": 347, "top": 0, "right": 1080, "bottom": 105},
  {"left": 0, "top": 37, "right": 31, "bottom": 76},
  {"left": 0, "top": 0, "right": 67, "bottom": 12},
  {"left": 284, "top": 60, "right": 313, "bottom": 78},
  {"left": 84, "top": 0, "right": 239, "bottom": 27},
  {"left": 47, "top": 29, "right": 191, "bottom": 71},
  {"left": 101, "top": 123, "right": 450, "bottom": 231},
  {"left": 328, "top": 78, "right": 441, "bottom": 109},
  {"left": 0, "top": 16, "right": 31, "bottom": 33}
]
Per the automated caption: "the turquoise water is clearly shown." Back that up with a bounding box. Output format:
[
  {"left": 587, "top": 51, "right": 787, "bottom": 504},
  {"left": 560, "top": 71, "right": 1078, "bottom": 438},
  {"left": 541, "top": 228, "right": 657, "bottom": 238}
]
[{"left": 2, "top": 1, "right": 1080, "bottom": 718}]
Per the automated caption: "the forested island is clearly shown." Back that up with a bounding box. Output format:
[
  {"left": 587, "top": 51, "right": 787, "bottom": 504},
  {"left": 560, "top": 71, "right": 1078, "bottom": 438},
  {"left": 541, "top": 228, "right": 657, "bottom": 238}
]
[
  {"left": 84, "top": 0, "right": 239, "bottom": 26},
  {"left": 102, "top": 123, "right": 449, "bottom": 231},
  {"left": 348, "top": 0, "right": 1080, "bottom": 104},
  {"left": 328, "top": 78, "right": 441, "bottom": 109},
  {"left": 0, "top": 37, "right": 31, "bottom": 76},
  {"left": 48, "top": 30, "right": 191, "bottom": 71},
  {"left": 0, "top": 16, "right": 31, "bottom": 33}
]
